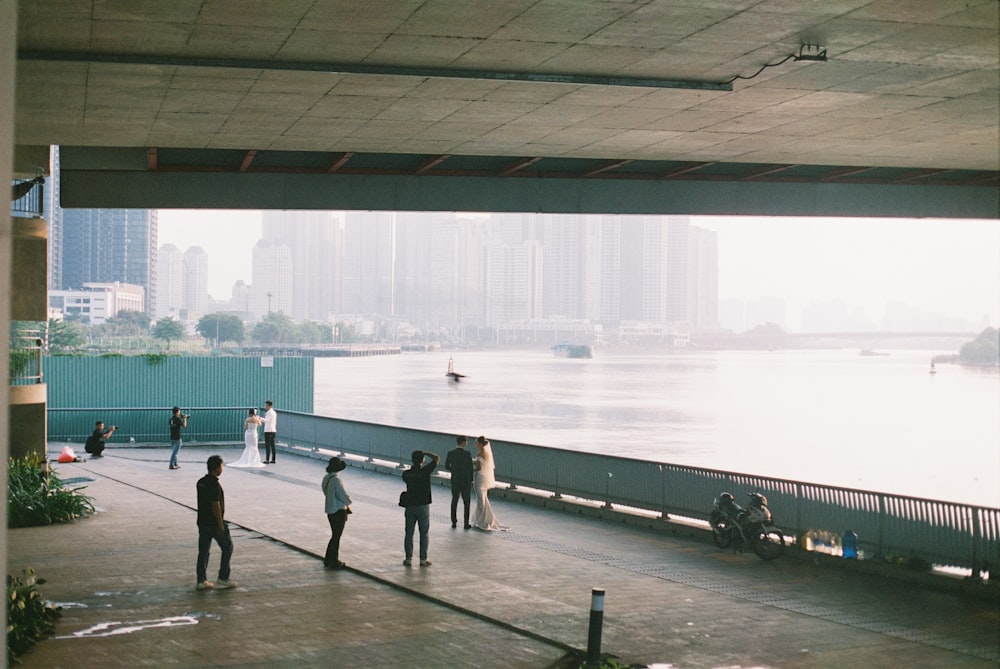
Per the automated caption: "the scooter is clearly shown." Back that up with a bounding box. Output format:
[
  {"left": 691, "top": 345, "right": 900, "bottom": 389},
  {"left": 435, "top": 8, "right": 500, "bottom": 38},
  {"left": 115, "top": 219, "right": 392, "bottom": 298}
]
[{"left": 709, "top": 491, "right": 785, "bottom": 560}]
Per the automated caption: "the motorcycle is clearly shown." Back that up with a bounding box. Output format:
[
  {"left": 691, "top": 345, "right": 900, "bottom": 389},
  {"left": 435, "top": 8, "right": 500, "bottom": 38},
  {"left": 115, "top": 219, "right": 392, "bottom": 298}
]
[{"left": 709, "top": 491, "right": 785, "bottom": 560}]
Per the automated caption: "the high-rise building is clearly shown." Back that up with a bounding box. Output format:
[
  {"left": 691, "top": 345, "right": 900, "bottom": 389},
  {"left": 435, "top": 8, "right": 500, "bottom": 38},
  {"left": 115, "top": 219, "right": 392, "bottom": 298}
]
[
  {"left": 251, "top": 240, "right": 292, "bottom": 318},
  {"left": 156, "top": 244, "right": 183, "bottom": 320},
  {"left": 395, "top": 212, "right": 463, "bottom": 332},
  {"left": 262, "top": 211, "right": 340, "bottom": 322},
  {"left": 342, "top": 212, "right": 395, "bottom": 316},
  {"left": 483, "top": 240, "right": 543, "bottom": 325},
  {"left": 59, "top": 208, "right": 158, "bottom": 317},
  {"left": 690, "top": 225, "right": 719, "bottom": 330},
  {"left": 182, "top": 246, "right": 209, "bottom": 317},
  {"left": 539, "top": 214, "right": 602, "bottom": 320}
]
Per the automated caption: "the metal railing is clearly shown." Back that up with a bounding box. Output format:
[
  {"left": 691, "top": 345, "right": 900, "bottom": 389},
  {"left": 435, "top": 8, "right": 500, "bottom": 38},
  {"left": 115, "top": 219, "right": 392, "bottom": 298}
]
[
  {"left": 10, "top": 178, "right": 44, "bottom": 217},
  {"left": 45, "top": 407, "right": 999, "bottom": 574},
  {"left": 276, "top": 412, "right": 999, "bottom": 575},
  {"left": 9, "top": 323, "right": 46, "bottom": 385}
]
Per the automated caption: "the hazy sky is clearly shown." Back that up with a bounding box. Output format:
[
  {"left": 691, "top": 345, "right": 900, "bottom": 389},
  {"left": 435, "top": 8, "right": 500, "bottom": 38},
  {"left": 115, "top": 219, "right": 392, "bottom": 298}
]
[{"left": 157, "top": 210, "right": 1000, "bottom": 329}]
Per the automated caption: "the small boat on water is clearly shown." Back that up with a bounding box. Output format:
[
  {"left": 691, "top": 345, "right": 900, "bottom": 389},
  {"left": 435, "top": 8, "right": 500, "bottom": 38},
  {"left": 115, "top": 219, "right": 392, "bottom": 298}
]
[
  {"left": 859, "top": 349, "right": 889, "bottom": 357},
  {"left": 552, "top": 343, "right": 594, "bottom": 359},
  {"left": 445, "top": 357, "right": 466, "bottom": 382}
]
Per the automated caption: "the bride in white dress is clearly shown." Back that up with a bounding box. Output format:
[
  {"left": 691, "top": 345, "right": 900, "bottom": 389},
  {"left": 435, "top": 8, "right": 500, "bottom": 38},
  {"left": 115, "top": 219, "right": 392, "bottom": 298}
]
[
  {"left": 229, "top": 409, "right": 265, "bottom": 468},
  {"left": 472, "top": 436, "right": 508, "bottom": 531}
]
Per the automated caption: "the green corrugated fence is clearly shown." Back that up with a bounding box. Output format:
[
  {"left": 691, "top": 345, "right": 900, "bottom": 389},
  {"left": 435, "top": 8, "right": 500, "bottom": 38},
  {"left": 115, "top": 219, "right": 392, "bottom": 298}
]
[{"left": 45, "top": 355, "right": 313, "bottom": 442}]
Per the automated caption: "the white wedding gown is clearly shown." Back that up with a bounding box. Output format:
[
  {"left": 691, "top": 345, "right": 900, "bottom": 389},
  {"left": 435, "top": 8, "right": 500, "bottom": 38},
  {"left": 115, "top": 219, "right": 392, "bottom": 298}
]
[
  {"left": 472, "top": 443, "right": 508, "bottom": 531},
  {"left": 229, "top": 421, "right": 265, "bottom": 468}
]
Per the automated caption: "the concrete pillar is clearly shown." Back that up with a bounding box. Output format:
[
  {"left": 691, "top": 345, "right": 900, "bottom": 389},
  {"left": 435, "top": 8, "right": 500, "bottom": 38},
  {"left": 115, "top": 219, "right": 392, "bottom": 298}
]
[{"left": 2, "top": 2, "right": 19, "bottom": 664}]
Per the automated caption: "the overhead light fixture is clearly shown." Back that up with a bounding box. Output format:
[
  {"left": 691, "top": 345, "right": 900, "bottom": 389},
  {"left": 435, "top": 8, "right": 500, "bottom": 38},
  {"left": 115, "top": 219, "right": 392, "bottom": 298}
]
[{"left": 795, "top": 45, "right": 827, "bottom": 62}]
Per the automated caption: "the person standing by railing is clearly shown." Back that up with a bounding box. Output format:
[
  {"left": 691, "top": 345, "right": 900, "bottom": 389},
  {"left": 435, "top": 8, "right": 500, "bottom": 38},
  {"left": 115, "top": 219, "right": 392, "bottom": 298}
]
[
  {"left": 472, "top": 436, "right": 508, "bottom": 531},
  {"left": 262, "top": 400, "right": 278, "bottom": 464},
  {"left": 168, "top": 406, "right": 188, "bottom": 470},
  {"left": 322, "top": 457, "right": 352, "bottom": 569},
  {"left": 401, "top": 450, "right": 440, "bottom": 567},
  {"left": 445, "top": 435, "right": 474, "bottom": 529}
]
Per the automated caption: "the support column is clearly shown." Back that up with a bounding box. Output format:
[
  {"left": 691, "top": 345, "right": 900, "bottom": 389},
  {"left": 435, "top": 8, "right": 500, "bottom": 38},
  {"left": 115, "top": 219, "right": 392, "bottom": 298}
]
[{"left": 2, "top": 4, "right": 20, "bottom": 667}]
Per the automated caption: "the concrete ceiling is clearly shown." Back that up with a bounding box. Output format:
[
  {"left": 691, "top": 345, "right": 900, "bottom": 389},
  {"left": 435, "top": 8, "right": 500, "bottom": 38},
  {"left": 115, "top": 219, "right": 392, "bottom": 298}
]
[{"left": 13, "top": 0, "right": 1000, "bottom": 217}]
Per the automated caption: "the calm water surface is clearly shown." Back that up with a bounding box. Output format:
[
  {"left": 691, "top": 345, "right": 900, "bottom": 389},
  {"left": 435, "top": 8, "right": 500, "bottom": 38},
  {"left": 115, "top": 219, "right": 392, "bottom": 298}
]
[{"left": 315, "top": 349, "right": 1000, "bottom": 507}]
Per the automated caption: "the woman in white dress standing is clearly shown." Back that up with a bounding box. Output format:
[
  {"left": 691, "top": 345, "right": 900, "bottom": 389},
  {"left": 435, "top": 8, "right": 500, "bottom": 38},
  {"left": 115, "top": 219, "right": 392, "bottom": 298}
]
[
  {"left": 229, "top": 409, "right": 265, "bottom": 468},
  {"left": 472, "top": 435, "right": 507, "bottom": 531}
]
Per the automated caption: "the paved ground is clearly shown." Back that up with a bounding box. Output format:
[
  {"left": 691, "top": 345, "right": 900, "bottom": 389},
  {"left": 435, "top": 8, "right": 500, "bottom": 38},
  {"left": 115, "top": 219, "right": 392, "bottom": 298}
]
[{"left": 9, "top": 443, "right": 999, "bottom": 668}]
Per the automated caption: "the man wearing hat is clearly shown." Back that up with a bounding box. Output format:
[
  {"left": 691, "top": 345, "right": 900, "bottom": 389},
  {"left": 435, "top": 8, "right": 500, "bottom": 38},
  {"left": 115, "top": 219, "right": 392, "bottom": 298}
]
[{"left": 322, "top": 457, "right": 352, "bottom": 569}]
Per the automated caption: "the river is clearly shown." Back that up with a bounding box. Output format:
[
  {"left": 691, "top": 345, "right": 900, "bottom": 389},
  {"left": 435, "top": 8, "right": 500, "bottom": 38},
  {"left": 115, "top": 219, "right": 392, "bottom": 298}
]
[{"left": 314, "top": 348, "right": 999, "bottom": 507}]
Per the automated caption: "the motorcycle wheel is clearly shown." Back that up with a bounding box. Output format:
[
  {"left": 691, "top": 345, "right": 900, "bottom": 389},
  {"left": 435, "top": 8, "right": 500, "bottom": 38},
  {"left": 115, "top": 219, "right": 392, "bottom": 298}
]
[
  {"left": 711, "top": 522, "right": 735, "bottom": 549},
  {"left": 752, "top": 528, "right": 785, "bottom": 560}
]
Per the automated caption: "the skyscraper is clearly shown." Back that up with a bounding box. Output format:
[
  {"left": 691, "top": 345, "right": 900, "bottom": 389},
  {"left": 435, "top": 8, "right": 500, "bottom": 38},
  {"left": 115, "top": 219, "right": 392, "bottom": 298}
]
[
  {"left": 47, "top": 148, "right": 158, "bottom": 314},
  {"left": 342, "top": 212, "right": 395, "bottom": 316},
  {"left": 182, "top": 246, "right": 209, "bottom": 317},
  {"left": 156, "top": 243, "right": 183, "bottom": 320},
  {"left": 261, "top": 211, "right": 340, "bottom": 322},
  {"left": 59, "top": 208, "right": 159, "bottom": 316},
  {"left": 484, "top": 240, "right": 543, "bottom": 325},
  {"left": 394, "top": 212, "right": 462, "bottom": 332},
  {"left": 251, "top": 240, "right": 292, "bottom": 318},
  {"left": 539, "top": 214, "right": 602, "bottom": 321}
]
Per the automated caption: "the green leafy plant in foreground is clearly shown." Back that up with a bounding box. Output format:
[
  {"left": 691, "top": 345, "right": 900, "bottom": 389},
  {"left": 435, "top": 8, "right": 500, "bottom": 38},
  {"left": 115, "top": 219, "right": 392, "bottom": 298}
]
[
  {"left": 7, "top": 568, "right": 62, "bottom": 664},
  {"left": 8, "top": 453, "right": 95, "bottom": 528}
]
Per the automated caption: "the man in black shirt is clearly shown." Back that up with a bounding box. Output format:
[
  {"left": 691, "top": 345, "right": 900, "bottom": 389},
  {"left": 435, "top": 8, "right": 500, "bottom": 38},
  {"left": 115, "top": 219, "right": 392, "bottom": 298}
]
[
  {"left": 195, "top": 455, "right": 237, "bottom": 590},
  {"left": 84, "top": 421, "right": 116, "bottom": 458},
  {"left": 168, "top": 406, "right": 188, "bottom": 470},
  {"left": 401, "top": 449, "right": 440, "bottom": 566},
  {"left": 445, "top": 436, "right": 474, "bottom": 529}
]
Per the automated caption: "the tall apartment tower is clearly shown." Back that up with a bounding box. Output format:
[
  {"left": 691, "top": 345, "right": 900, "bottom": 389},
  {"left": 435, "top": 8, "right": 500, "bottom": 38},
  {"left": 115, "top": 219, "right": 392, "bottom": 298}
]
[
  {"left": 665, "top": 218, "right": 718, "bottom": 330},
  {"left": 691, "top": 226, "right": 719, "bottom": 330},
  {"left": 251, "top": 240, "right": 293, "bottom": 319},
  {"left": 261, "top": 211, "right": 340, "bottom": 322},
  {"left": 342, "top": 212, "right": 395, "bottom": 316},
  {"left": 483, "top": 240, "right": 543, "bottom": 325},
  {"left": 539, "top": 214, "right": 602, "bottom": 320},
  {"left": 182, "top": 246, "right": 209, "bottom": 318},
  {"left": 47, "top": 149, "right": 159, "bottom": 315},
  {"left": 59, "top": 208, "right": 159, "bottom": 317},
  {"left": 394, "top": 212, "right": 463, "bottom": 332},
  {"left": 156, "top": 243, "right": 183, "bottom": 320}
]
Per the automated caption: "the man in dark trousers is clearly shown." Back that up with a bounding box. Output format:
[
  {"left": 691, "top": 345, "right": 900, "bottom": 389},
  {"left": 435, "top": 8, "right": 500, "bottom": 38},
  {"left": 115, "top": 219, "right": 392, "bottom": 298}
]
[
  {"left": 262, "top": 400, "right": 277, "bottom": 464},
  {"left": 401, "top": 450, "right": 440, "bottom": 567},
  {"left": 196, "top": 455, "right": 237, "bottom": 590},
  {"left": 84, "top": 421, "right": 116, "bottom": 458},
  {"left": 168, "top": 406, "right": 188, "bottom": 470},
  {"left": 445, "top": 435, "right": 474, "bottom": 529}
]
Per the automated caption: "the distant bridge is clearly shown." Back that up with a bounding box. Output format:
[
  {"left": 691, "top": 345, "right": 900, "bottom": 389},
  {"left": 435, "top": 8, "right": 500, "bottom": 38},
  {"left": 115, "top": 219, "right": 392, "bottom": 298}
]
[
  {"left": 782, "top": 331, "right": 978, "bottom": 339},
  {"left": 691, "top": 331, "right": 978, "bottom": 348}
]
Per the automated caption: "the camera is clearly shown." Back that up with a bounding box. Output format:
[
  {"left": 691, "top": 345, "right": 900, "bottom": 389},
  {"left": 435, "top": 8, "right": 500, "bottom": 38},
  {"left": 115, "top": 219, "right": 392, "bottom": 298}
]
[
  {"left": 183, "top": 414, "right": 190, "bottom": 419},
  {"left": 111, "top": 425, "right": 119, "bottom": 430}
]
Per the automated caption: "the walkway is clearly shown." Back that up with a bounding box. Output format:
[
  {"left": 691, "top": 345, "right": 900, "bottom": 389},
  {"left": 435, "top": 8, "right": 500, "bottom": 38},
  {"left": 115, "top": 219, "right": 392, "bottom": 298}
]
[{"left": 9, "top": 444, "right": 998, "bottom": 668}]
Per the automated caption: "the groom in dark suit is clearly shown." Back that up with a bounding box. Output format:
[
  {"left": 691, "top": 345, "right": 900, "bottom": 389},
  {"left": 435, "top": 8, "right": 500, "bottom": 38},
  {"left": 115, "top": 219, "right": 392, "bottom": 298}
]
[{"left": 445, "top": 435, "right": 474, "bottom": 529}]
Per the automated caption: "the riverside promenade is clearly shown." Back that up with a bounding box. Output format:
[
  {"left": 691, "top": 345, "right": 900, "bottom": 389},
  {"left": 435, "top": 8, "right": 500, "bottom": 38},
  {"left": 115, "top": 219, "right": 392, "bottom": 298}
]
[{"left": 10, "top": 443, "right": 999, "bottom": 669}]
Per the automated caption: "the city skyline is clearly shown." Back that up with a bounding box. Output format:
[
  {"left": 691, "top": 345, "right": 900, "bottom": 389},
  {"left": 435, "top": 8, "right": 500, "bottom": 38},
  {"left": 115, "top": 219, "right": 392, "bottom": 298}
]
[{"left": 157, "top": 210, "right": 1000, "bottom": 333}]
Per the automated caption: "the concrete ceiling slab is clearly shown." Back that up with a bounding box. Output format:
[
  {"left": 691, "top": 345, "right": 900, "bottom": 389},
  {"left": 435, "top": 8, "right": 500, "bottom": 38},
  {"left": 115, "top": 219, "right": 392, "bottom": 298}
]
[{"left": 12, "top": 0, "right": 999, "bottom": 216}]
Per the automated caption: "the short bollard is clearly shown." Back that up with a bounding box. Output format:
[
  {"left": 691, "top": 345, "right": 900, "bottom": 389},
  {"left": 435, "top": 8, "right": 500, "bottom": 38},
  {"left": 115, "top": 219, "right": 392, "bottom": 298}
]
[{"left": 586, "top": 588, "right": 605, "bottom": 666}]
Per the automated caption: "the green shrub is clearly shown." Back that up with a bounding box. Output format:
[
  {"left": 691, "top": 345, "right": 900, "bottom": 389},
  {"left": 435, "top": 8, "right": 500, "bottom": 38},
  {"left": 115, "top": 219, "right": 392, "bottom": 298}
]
[
  {"left": 8, "top": 453, "right": 95, "bottom": 528},
  {"left": 7, "top": 568, "right": 62, "bottom": 664}
]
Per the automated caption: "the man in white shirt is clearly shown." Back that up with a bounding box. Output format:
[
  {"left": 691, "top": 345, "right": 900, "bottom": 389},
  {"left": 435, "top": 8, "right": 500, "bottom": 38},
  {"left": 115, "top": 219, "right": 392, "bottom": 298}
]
[{"left": 262, "top": 400, "right": 278, "bottom": 464}]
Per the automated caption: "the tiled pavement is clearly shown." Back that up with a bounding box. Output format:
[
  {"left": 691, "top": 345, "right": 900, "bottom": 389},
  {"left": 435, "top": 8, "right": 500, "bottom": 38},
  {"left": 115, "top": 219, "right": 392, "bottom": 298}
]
[{"left": 8, "top": 443, "right": 999, "bottom": 669}]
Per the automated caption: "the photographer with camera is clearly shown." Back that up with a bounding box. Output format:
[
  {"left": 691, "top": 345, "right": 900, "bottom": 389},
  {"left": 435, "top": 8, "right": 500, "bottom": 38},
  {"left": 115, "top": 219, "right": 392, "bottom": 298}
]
[
  {"left": 84, "top": 421, "right": 116, "bottom": 458},
  {"left": 169, "top": 406, "right": 189, "bottom": 470}
]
